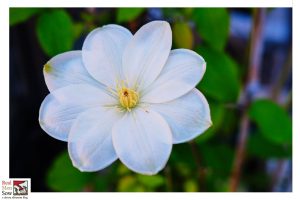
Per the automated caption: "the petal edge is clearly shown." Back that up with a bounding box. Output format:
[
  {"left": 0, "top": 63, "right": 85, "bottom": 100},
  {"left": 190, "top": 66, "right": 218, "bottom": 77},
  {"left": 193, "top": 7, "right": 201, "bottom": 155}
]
[
  {"left": 142, "top": 49, "right": 206, "bottom": 103},
  {"left": 82, "top": 24, "right": 132, "bottom": 88},
  {"left": 149, "top": 89, "right": 212, "bottom": 144},
  {"left": 112, "top": 108, "right": 172, "bottom": 175},
  {"left": 68, "top": 107, "right": 122, "bottom": 172},
  {"left": 122, "top": 21, "right": 172, "bottom": 90}
]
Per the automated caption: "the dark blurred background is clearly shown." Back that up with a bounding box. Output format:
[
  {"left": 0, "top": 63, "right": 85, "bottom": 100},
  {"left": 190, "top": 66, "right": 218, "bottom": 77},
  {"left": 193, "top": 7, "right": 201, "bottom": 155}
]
[{"left": 9, "top": 8, "right": 292, "bottom": 192}]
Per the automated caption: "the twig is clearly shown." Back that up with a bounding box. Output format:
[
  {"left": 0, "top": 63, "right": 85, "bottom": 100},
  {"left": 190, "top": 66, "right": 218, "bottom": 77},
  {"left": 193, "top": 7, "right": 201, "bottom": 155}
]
[
  {"left": 229, "top": 8, "right": 266, "bottom": 192},
  {"left": 270, "top": 159, "right": 286, "bottom": 191},
  {"left": 271, "top": 47, "right": 292, "bottom": 101},
  {"left": 229, "top": 112, "right": 250, "bottom": 191}
]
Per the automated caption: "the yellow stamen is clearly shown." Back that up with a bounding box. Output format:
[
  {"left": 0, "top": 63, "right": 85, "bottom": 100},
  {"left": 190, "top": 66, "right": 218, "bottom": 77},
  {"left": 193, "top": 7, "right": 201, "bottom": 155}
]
[{"left": 118, "top": 87, "right": 139, "bottom": 111}]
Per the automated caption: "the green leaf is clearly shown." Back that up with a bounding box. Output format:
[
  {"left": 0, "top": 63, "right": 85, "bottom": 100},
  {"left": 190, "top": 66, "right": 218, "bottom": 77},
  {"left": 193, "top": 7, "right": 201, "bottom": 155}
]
[
  {"left": 247, "top": 133, "right": 292, "bottom": 159},
  {"left": 137, "top": 174, "right": 165, "bottom": 189},
  {"left": 248, "top": 99, "right": 292, "bottom": 145},
  {"left": 192, "top": 8, "right": 230, "bottom": 50},
  {"left": 196, "top": 46, "right": 240, "bottom": 102},
  {"left": 36, "top": 9, "right": 75, "bottom": 57},
  {"left": 173, "top": 22, "right": 193, "bottom": 49},
  {"left": 47, "top": 151, "right": 93, "bottom": 191},
  {"left": 10, "top": 8, "right": 42, "bottom": 26},
  {"left": 116, "top": 8, "right": 145, "bottom": 23}
]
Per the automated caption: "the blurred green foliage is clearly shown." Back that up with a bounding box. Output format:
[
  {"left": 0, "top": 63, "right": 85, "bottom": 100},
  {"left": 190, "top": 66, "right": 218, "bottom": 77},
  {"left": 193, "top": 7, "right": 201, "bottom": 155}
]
[
  {"left": 36, "top": 9, "right": 75, "bottom": 57},
  {"left": 192, "top": 8, "right": 230, "bottom": 50},
  {"left": 184, "top": 179, "right": 198, "bottom": 192},
  {"left": 10, "top": 8, "right": 292, "bottom": 192},
  {"left": 196, "top": 46, "right": 240, "bottom": 102},
  {"left": 47, "top": 151, "right": 93, "bottom": 191},
  {"left": 247, "top": 133, "right": 292, "bottom": 159},
  {"left": 249, "top": 99, "right": 292, "bottom": 145},
  {"left": 10, "top": 8, "right": 42, "bottom": 26},
  {"left": 173, "top": 22, "right": 194, "bottom": 49},
  {"left": 116, "top": 8, "right": 145, "bottom": 23}
]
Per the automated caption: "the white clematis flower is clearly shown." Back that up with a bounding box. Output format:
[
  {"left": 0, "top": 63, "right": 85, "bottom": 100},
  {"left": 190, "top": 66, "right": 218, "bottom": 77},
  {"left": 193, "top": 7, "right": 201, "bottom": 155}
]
[{"left": 39, "top": 21, "right": 212, "bottom": 175}]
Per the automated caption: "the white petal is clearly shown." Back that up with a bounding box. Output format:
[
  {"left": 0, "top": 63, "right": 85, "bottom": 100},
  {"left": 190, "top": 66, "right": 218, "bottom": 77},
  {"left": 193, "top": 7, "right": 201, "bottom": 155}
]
[
  {"left": 82, "top": 25, "right": 132, "bottom": 88},
  {"left": 122, "top": 21, "right": 172, "bottom": 90},
  {"left": 142, "top": 49, "right": 206, "bottom": 103},
  {"left": 68, "top": 107, "right": 122, "bottom": 172},
  {"left": 39, "top": 84, "right": 117, "bottom": 141},
  {"left": 149, "top": 89, "right": 212, "bottom": 144},
  {"left": 112, "top": 108, "right": 172, "bottom": 175},
  {"left": 44, "top": 51, "right": 102, "bottom": 92}
]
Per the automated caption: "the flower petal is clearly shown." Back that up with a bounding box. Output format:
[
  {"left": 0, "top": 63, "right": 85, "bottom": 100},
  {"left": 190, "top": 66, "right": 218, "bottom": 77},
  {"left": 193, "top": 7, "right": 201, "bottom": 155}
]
[
  {"left": 122, "top": 21, "right": 172, "bottom": 90},
  {"left": 39, "top": 84, "right": 117, "bottom": 141},
  {"left": 82, "top": 24, "right": 132, "bottom": 88},
  {"left": 141, "top": 49, "right": 206, "bottom": 103},
  {"left": 44, "top": 51, "right": 102, "bottom": 92},
  {"left": 149, "top": 89, "right": 212, "bottom": 144},
  {"left": 68, "top": 107, "right": 122, "bottom": 172},
  {"left": 112, "top": 108, "right": 172, "bottom": 175}
]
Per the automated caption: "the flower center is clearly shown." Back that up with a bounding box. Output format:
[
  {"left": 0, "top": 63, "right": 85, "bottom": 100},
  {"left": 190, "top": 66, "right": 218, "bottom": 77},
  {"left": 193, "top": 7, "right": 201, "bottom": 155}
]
[{"left": 118, "top": 87, "right": 139, "bottom": 111}]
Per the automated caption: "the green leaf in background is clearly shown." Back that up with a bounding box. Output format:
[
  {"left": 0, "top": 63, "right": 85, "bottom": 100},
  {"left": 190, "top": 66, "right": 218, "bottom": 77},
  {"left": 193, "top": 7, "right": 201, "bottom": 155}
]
[
  {"left": 173, "top": 22, "right": 193, "bottom": 49},
  {"left": 196, "top": 46, "right": 240, "bottom": 102},
  {"left": 137, "top": 174, "right": 165, "bottom": 189},
  {"left": 247, "top": 133, "right": 292, "bottom": 159},
  {"left": 195, "top": 102, "right": 225, "bottom": 143},
  {"left": 47, "top": 151, "right": 93, "bottom": 191},
  {"left": 36, "top": 9, "right": 75, "bottom": 57},
  {"left": 184, "top": 179, "right": 198, "bottom": 192},
  {"left": 192, "top": 8, "right": 230, "bottom": 50},
  {"left": 248, "top": 99, "right": 292, "bottom": 145},
  {"left": 116, "top": 8, "right": 145, "bottom": 23},
  {"left": 117, "top": 175, "right": 146, "bottom": 192},
  {"left": 9, "top": 8, "right": 42, "bottom": 26}
]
